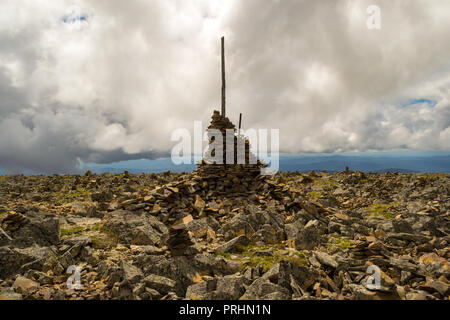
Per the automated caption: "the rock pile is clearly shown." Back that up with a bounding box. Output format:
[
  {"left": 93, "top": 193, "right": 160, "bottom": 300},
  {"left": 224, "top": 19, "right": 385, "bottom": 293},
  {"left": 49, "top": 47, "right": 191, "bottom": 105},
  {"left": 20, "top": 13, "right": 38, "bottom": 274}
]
[
  {"left": 197, "top": 110, "right": 267, "bottom": 194},
  {"left": 0, "top": 171, "right": 448, "bottom": 300}
]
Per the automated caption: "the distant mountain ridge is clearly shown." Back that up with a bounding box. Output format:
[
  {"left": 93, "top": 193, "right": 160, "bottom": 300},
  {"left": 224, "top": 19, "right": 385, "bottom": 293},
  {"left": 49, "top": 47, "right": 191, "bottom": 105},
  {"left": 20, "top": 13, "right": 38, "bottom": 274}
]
[
  {"left": 82, "top": 154, "right": 450, "bottom": 175},
  {"left": 277, "top": 154, "right": 450, "bottom": 173},
  {"left": 2, "top": 153, "right": 449, "bottom": 175}
]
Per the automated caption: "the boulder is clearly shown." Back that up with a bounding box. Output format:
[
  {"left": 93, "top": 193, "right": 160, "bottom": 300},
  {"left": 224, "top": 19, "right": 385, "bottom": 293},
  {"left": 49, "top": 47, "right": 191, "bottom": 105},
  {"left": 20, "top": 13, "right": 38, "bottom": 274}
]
[
  {"left": 104, "top": 210, "right": 168, "bottom": 246},
  {"left": 293, "top": 220, "right": 324, "bottom": 250},
  {"left": 12, "top": 276, "right": 39, "bottom": 295},
  {"left": 144, "top": 274, "right": 176, "bottom": 295},
  {"left": 120, "top": 261, "right": 143, "bottom": 285},
  {"left": 313, "top": 251, "right": 339, "bottom": 269},
  {"left": 214, "top": 274, "right": 247, "bottom": 299},
  {"left": 0, "top": 245, "right": 52, "bottom": 279},
  {"left": 1, "top": 211, "right": 60, "bottom": 247},
  {"left": 240, "top": 277, "right": 290, "bottom": 300}
]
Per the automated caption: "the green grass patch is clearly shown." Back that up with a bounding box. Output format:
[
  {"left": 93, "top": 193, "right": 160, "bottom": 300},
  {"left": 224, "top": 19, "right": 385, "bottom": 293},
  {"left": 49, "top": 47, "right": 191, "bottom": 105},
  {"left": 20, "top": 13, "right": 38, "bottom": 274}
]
[
  {"left": 312, "top": 177, "right": 338, "bottom": 188},
  {"left": 365, "top": 203, "right": 398, "bottom": 219},
  {"left": 52, "top": 187, "right": 91, "bottom": 203},
  {"left": 418, "top": 173, "right": 444, "bottom": 180},
  {"left": 326, "top": 235, "right": 356, "bottom": 250},
  {"left": 60, "top": 223, "right": 101, "bottom": 237},
  {"left": 60, "top": 226, "right": 85, "bottom": 236},
  {"left": 308, "top": 191, "right": 323, "bottom": 199},
  {"left": 90, "top": 227, "right": 118, "bottom": 250},
  {"left": 282, "top": 176, "right": 298, "bottom": 182}
]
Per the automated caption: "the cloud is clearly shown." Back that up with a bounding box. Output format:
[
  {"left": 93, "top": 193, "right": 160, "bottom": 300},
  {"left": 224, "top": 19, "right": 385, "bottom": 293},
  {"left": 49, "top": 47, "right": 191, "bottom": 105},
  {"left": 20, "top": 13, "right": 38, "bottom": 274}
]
[
  {"left": 0, "top": 0, "right": 449, "bottom": 173},
  {"left": 223, "top": 0, "right": 450, "bottom": 153}
]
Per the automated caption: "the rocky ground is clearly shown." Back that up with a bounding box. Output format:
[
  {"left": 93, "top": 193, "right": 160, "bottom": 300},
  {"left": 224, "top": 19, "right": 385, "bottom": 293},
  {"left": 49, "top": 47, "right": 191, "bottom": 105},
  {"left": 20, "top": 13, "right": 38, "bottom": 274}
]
[{"left": 0, "top": 170, "right": 449, "bottom": 300}]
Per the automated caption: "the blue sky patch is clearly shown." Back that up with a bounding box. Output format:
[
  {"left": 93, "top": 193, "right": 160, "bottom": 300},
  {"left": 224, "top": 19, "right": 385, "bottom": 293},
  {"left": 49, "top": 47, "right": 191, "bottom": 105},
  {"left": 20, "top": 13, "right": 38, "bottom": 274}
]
[
  {"left": 402, "top": 98, "right": 437, "bottom": 108},
  {"left": 62, "top": 16, "right": 88, "bottom": 24}
]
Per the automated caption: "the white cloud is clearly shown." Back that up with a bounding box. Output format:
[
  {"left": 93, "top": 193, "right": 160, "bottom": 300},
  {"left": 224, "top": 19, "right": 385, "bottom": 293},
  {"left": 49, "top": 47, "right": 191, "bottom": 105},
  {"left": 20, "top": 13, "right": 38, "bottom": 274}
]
[{"left": 0, "top": 0, "right": 449, "bottom": 173}]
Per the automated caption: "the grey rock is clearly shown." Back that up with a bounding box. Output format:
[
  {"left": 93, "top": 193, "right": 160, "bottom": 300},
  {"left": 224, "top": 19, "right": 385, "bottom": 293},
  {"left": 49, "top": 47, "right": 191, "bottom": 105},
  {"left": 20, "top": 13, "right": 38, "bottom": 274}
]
[
  {"left": 194, "top": 254, "right": 243, "bottom": 275},
  {"left": 185, "top": 278, "right": 217, "bottom": 299},
  {"left": 104, "top": 210, "right": 168, "bottom": 246},
  {"left": 240, "top": 277, "right": 290, "bottom": 300},
  {"left": 250, "top": 224, "right": 285, "bottom": 244},
  {"left": 392, "top": 219, "right": 414, "bottom": 234},
  {"left": 120, "top": 260, "right": 143, "bottom": 285},
  {"left": 91, "top": 190, "right": 113, "bottom": 202},
  {"left": 4, "top": 211, "right": 60, "bottom": 248},
  {"left": 214, "top": 274, "right": 247, "bottom": 299},
  {"left": 243, "top": 266, "right": 262, "bottom": 283},
  {"left": 71, "top": 201, "right": 98, "bottom": 218},
  {"left": 313, "top": 251, "right": 339, "bottom": 269},
  {"left": 293, "top": 220, "right": 324, "bottom": 250},
  {"left": 284, "top": 219, "right": 304, "bottom": 239},
  {"left": 0, "top": 245, "right": 52, "bottom": 279},
  {"left": 262, "top": 260, "right": 315, "bottom": 292},
  {"left": 215, "top": 235, "right": 250, "bottom": 254},
  {"left": 186, "top": 216, "right": 220, "bottom": 232},
  {"left": 144, "top": 274, "right": 176, "bottom": 295}
]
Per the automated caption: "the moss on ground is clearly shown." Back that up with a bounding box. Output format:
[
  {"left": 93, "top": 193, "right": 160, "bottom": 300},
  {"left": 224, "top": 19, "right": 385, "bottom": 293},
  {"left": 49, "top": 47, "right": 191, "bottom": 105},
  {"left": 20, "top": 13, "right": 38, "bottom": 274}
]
[
  {"left": 326, "top": 235, "right": 356, "bottom": 250},
  {"left": 60, "top": 226, "right": 85, "bottom": 236},
  {"left": 52, "top": 186, "right": 91, "bottom": 204},
  {"left": 60, "top": 222, "right": 117, "bottom": 249},
  {"left": 308, "top": 191, "right": 323, "bottom": 199},
  {"left": 365, "top": 203, "right": 398, "bottom": 219},
  {"left": 215, "top": 243, "right": 309, "bottom": 273},
  {"left": 90, "top": 226, "right": 118, "bottom": 250},
  {"left": 312, "top": 177, "right": 338, "bottom": 188},
  {"left": 282, "top": 176, "right": 298, "bottom": 182},
  {"left": 418, "top": 173, "right": 444, "bottom": 179}
]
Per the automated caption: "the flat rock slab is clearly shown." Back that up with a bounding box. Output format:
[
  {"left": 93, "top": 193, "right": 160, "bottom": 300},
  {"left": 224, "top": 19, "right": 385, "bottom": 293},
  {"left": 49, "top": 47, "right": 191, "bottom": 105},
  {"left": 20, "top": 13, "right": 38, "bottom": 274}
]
[
  {"left": 104, "top": 210, "right": 169, "bottom": 246},
  {"left": 215, "top": 235, "right": 250, "bottom": 254}
]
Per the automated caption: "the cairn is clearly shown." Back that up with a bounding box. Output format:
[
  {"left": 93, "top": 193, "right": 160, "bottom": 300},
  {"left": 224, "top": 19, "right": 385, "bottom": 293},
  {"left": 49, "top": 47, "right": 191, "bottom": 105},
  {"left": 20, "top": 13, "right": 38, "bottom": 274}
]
[{"left": 195, "top": 37, "right": 266, "bottom": 195}]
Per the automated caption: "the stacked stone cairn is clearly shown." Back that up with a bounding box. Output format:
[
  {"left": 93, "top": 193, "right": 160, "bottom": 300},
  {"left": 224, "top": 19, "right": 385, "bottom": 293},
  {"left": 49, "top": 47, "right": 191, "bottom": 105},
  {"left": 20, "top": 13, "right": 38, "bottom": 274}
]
[{"left": 196, "top": 110, "right": 267, "bottom": 195}]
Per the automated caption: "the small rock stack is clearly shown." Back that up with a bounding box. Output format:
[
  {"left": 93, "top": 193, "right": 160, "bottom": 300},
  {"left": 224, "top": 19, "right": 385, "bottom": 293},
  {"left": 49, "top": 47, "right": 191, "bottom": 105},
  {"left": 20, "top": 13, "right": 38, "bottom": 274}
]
[
  {"left": 196, "top": 110, "right": 267, "bottom": 194},
  {"left": 167, "top": 222, "right": 194, "bottom": 256},
  {"left": 350, "top": 238, "right": 388, "bottom": 260}
]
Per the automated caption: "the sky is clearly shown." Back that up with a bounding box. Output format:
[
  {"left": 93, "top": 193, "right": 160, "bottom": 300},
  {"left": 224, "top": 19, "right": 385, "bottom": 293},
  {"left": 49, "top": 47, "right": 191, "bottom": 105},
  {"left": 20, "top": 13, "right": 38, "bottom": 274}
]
[{"left": 0, "top": 0, "right": 450, "bottom": 174}]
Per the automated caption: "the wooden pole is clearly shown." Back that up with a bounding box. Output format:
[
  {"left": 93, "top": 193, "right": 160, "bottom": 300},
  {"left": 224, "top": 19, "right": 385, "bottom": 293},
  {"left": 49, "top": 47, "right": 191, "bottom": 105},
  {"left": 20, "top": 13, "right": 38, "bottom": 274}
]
[
  {"left": 221, "top": 36, "right": 226, "bottom": 118},
  {"left": 238, "top": 113, "right": 242, "bottom": 135}
]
